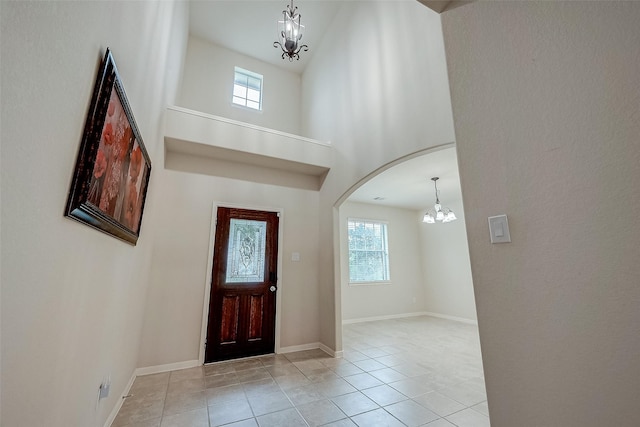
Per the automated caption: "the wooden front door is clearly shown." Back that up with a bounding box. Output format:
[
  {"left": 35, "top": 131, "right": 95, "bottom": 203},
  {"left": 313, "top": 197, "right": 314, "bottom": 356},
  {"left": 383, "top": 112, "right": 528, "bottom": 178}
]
[{"left": 205, "top": 207, "right": 279, "bottom": 363}]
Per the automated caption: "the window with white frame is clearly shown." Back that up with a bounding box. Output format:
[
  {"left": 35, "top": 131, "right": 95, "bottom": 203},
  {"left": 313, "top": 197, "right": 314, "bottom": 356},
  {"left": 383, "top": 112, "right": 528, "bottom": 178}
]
[
  {"left": 232, "top": 67, "right": 262, "bottom": 110},
  {"left": 347, "top": 218, "right": 390, "bottom": 283}
]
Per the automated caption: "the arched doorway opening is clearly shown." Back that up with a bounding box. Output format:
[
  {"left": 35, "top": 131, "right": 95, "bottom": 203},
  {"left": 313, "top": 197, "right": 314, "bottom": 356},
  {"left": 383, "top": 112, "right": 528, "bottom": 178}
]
[{"left": 330, "top": 145, "right": 490, "bottom": 422}]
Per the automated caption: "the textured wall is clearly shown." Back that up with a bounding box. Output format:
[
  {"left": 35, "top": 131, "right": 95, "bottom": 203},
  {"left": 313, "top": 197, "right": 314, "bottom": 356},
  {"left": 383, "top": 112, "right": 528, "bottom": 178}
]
[
  {"left": 137, "top": 165, "right": 322, "bottom": 367},
  {"left": 419, "top": 197, "right": 476, "bottom": 321},
  {"left": 340, "top": 202, "right": 427, "bottom": 321},
  {"left": 178, "top": 36, "right": 302, "bottom": 136},
  {"left": 442, "top": 2, "right": 640, "bottom": 425},
  {"left": 138, "top": 34, "right": 324, "bottom": 368},
  {"left": 0, "top": 1, "right": 188, "bottom": 425},
  {"left": 301, "top": 1, "right": 455, "bottom": 349}
]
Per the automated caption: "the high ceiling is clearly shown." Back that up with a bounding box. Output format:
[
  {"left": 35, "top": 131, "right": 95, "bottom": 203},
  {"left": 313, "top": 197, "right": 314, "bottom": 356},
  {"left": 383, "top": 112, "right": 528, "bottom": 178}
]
[
  {"left": 188, "top": 1, "right": 460, "bottom": 74},
  {"left": 189, "top": 0, "right": 343, "bottom": 74},
  {"left": 188, "top": 1, "right": 462, "bottom": 211}
]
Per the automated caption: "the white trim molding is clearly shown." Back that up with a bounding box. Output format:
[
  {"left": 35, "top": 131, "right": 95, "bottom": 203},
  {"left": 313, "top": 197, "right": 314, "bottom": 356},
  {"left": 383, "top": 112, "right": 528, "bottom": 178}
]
[
  {"left": 422, "top": 311, "right": 478, "bottom": 325},
  {"left": 278, "top": 342, "right": 324, "bottom": 354},
  {"left": 342, "top": 311, "right": 478, "bottom": 326},
  {"left": 319, "top": 343, "right": 343, "bottom": 358},
  {"left": 277, "top": 342, "right": 342, "bottom": 358},
  {"left": 278, "top": 342, "right": 343, "bottom": 359},
  {"left": 104, "top": 371, "right": 136, "bottom": 427},
  {"left": 106, "top": 360, "right": 200, "bottom": 426},
  {"left": 342, "top": 311, "right": 428, "bottom": 324},
  {"left": 135, "top": 360, "right": 200, "bottom": 377}
]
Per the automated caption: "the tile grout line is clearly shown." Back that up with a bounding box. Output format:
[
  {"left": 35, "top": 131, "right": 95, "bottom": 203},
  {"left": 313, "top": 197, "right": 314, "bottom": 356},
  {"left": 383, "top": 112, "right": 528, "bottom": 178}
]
[{"left": 120, "top": 317, "right": 488, "bottom": 427}]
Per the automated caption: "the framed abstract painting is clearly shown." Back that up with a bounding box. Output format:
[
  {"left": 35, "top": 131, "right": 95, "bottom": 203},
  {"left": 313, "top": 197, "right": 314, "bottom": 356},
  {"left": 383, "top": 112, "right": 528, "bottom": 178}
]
[{"left": 65, "top": 48, "right": 151, "bottom": 245}]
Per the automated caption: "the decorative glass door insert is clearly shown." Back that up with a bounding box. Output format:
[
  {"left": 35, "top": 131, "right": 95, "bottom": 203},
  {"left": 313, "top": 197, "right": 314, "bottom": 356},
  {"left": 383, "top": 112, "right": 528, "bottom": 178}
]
[{"left": 225, "top": 219, "right": 267, "bottom": 283}]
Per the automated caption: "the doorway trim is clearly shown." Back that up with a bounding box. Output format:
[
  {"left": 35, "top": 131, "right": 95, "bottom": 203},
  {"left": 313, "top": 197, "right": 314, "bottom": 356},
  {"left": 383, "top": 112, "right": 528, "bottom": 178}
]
[{"left": 198, "top": 201, "right": 284, "bottom": 365}]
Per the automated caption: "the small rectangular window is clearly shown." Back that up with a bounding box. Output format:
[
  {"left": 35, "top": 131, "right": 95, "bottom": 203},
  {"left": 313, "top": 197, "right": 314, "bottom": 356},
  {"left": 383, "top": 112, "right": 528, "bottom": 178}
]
[
  {"left": 348, "top": 218, "right": 390, "bottom": 283},
  {"left": 233, "top": 67, "right": 262, "bottom": 111}
]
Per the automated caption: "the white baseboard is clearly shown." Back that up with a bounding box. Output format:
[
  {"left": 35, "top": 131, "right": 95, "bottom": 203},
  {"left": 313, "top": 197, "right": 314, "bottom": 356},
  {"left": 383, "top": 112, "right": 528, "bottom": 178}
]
[
  {"left": 423, "top": 311, "right": 478, "bottom": 325},
  {"left": 342, "top": 311, "right": 478, "bottom": 326},
  {"left": 278, "top": 342, "right": 341, "bottom": 359},
  {"left": 278, "top": 342, "right": 322, "bottom": 354},
  {"left": 342, "top": 311, "right": 428, "bottom": 324},
  {"left": 319, "top": 342, "right": 343, "bottom": 358},
  {"left": 135, "top": 359, "right": 200, "bottom": 377},
  {"left": 104, "top": 360, "right": 199, "bottom": 426},
  {"left": 104, "top": 371, "right": 136, "bottom": 427}
]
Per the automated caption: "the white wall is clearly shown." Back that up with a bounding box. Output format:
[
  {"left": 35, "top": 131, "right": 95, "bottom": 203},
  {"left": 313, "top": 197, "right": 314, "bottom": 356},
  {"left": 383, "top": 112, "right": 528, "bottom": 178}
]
[
  {"left": 137, "top": 30, "right": 324, "bottom": 368},
  {"left": 178, "top": 35, "right": 302, "bottom": 135},
  {"left": 300, "top": 1, "right": 455, "bottom": 348},
  {"left": 137, "top": 162, "right": 322, "bottom": 368},
  {"left": 442, "top": 2, "right": 640, "bottom": 426},
  {"left": 340, "top": 202, "right": 426, "bottom": 321},
  {"left": 340, "top": 198, "right": 476, "bottom": 323},
  {"left": 419, "top": 198, "right": 476, "bottom": 321},
  {"left": 0, "top": 1, "right": 188, "bottom": 426}
]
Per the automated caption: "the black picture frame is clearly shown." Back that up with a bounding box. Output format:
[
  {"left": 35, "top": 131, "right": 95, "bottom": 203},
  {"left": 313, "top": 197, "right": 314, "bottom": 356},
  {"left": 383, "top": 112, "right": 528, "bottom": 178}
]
[{"left": 65, "top": 48, "right": 151, "bottom": 245}]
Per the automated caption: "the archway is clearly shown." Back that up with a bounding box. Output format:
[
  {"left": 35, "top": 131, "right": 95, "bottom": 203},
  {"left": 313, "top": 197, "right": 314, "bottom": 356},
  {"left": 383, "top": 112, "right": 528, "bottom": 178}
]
[{"left": 332, "top": 143, "right": 478, "bottom": 352}]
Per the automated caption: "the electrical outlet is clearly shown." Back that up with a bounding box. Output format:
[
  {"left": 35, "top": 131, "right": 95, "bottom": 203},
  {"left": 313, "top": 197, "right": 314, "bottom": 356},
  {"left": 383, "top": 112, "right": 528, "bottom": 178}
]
[
  {"left": 99, "top": 375, "right": 111, "bottom": 400},
  {"left": 99, "top": 382, "right": 110, "bottom": 399}
]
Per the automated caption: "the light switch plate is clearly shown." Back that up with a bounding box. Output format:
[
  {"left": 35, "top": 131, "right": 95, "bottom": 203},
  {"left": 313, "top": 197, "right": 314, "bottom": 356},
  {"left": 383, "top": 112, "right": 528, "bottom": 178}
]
[
  {"left": 291, "top": 252, "right": 300, "bottom": 262},
  {"left": 488, "top": 214, "right": 511, "bottom": 243}
]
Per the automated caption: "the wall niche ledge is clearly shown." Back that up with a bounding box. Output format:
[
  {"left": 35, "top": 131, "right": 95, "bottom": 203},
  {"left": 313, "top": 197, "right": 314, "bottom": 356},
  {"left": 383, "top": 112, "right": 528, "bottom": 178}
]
[{"left": 164, "top": 106, "right": 332, "bottom": 191}]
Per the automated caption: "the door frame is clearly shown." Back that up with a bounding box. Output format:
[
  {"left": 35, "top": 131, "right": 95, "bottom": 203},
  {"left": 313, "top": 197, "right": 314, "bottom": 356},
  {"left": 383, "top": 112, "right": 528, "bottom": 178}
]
[{"left": 198, "top": 201, "right": 284, "bottom": 365}]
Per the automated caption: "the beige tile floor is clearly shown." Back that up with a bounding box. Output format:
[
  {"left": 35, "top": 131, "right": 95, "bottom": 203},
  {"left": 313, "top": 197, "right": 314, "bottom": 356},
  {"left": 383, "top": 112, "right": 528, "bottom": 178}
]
[{"left": 113, "top": 316, "right": 489, "bottom": 427}]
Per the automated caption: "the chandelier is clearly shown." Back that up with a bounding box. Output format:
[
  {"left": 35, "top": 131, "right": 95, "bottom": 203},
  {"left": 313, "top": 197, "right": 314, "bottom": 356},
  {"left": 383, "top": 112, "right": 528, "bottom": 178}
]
[
  {"left": 422, "top": 177, "right": 457, "bottom": 224},
  {"left": 273, "top": 0, "right": 308, "bottom": 61}
]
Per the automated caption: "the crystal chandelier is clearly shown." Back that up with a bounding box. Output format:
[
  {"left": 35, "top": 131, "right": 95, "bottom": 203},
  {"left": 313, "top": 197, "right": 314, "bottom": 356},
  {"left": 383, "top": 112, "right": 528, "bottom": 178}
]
[
  {"left": 273, "top": 0, "right": 308, "bottom": 61},
  {"left": 423, "top": 177, "right": 457, "bottom": 224}
]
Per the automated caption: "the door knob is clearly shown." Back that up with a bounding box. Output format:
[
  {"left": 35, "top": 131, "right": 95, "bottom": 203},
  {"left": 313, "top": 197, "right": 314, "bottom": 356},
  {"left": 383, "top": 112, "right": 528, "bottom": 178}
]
[{"left": 269, "top": 285, "right": 276, "bottom": 292}]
